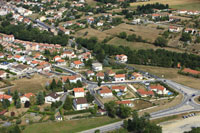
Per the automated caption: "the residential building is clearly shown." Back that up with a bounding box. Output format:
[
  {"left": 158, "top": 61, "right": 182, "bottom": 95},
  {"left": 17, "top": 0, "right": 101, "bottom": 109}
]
[
  {"left": 137, "top": 89, "right": 154, "bottom": 97},
  {"left": 116, "top": 100, "right": 134, "bottom": 107},
  {"left": 74, "top": 88, "right": 85, "bottom": 98},
  {"left": 0, "top": 94, "right": 12, "bottom": 102},
  {"left": 114, "top": 74, "right": 125, "bottom": 82},
  {"left": 115, "top": 54, "right": 128, "bottom": 63},
  {"left": 71, "top": 60, "right": 84, "bottom": 69},
  {"left": 0, "top": 70, "right": 7, "bottom": 78},
  {"left": 97, "top": 86, "right": 113, "bottom": 98},
  {"left": 131, "top": 72, "right": 143, "bottom": 80},
  {"left": 45, "top": 92, "right": 61, "bottom": 104},
  {"left": 111, "top": 85, "right": 127, "bottom": 92},
  {"left": 20, "top": 93, "right": 35, "bottom": 103},
  {"left": 96, "top": 72, "right": 105, "bottom": 80},
  {"left": 149, "top": 85, "right": 168, "bottom": 95},
  {"left": 73, "top": 97, "right": 89, "bottom": 110},
  {"left": 92, "top": 63, "right": 102, "bottom": 71},
  {"left": 61, "top": 75, "right": 82, "bottom": 83}
]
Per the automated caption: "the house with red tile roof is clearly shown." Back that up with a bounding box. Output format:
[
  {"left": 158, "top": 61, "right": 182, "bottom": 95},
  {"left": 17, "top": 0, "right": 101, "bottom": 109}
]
[
  {"left": 137, "top": 89, "right": 154, "bottom": 97},
  {"left": 20, "top": 93, "right": 35, "bottom": 103},
  {"left": 106, "top": 70, "right": 115, "bottom": 77},
  {"left": 74, "top": 88, "right": 85, "bottom": 98},
  {"left": 114, "top": 74, "right": 125, "bottom": 82},
  {"left": 111, "top": 85, "right": 127, "bottom": 92},
  {"left": 97, "top": 86, "right": 113, "bottom": 98},
  {"left": 131, "top": 72, "right": 143, "bottom": 80},
  {"left": 0, "top": 94, "right": 12, "bottom": 102},
  {"left": 116, "top": 100, "right": 134, "bottom": 107},
  {"left": 71, "top": 60, "right": 84, "bottom": 69},
  {"left": 61, "top": 75, "right": 82, "bottom": 83},
  {"left": 96, "top": 72, "right": 105, "bottom": 80},
  {"left": 149, "top": 85, "right": 168, "bottom": 95},
  {"left": 115, "top": 54, "right": 127, "bottom": 63},
  {"left": 0, "top": 53, "right": 4, "bottom": 59},
  {"left": 53, "top": 55, "right": 61, "bottom": 62},
  {"left": 86, "top": 70, "right": 95, "bottom": 77},
  {"left": 56, "top": 59, "right": 66, "bottom": 66},
  {"left": 169, "top": 26, "right": 181, "bottom": 33}
]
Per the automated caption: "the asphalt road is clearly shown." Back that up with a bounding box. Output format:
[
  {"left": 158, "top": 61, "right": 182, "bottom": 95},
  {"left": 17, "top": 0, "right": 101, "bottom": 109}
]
[{"left": 53, "top": 65, "right": 200, "bottom": 133}]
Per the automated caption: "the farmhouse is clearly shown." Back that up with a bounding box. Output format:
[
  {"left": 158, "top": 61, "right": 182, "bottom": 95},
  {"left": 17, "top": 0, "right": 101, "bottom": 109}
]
[{"left": 97, "top": 86, "right": 113, "bottom": 98}]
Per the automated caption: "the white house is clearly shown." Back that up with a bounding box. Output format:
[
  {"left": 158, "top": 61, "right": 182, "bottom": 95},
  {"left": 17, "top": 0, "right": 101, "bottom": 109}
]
[
  {"left": 115, "top": 54, "right": 128, "bottom": 63},
  {"left": 45, "top": 92, "right": 61, "bottom": 104},
  {"left": 61, "top": 75, "right": 82, "bottom": 83},
  {"left": 56, "top": 59, "right": 66, "bottom": 66},
  {"left": 169, "top": 26, "right": 181, "bottom": 33},
  {"left": 53, "top": 56, "right": 61, "bottom": 62},
  {"left": 13, "top": 55, "right": 25, "bottom": 62},
  {"left": 20, "top": 93, "right": 35, "bottom": 103},
  {"left": 111, "top": 85, "right": 127, "bottom": 92},
  {"left": 0, "top": 94, "right": 12, "bottom": 102},
  {"left": 114, "top": 74, "right": 125, "bottom": 82},
  {"left": 92, "top": 63, "right": 102, "bottom": 72},
  {"left": 0, "top": 53, "right": 4, "bottom": 59},
  {"left": 131, "top": 72, "right": 143, "bottom": 80},
  {"left": 97, "top": 22, "right": 104, "bottom": 26},
  {"left": 97, "top": 86, "right": 113, "bottom": 98},
  {"left": 71, "top": 60, "right": 84, "bottom": 69},
  {"left": 73, "top": 97, "right": 89, "bottom": 110},
  {"left": 74, "top": 88, "right": 85, "bottom": 98},
  {"left": 149, "top": 85, "right": 168, "bottom": 95}
]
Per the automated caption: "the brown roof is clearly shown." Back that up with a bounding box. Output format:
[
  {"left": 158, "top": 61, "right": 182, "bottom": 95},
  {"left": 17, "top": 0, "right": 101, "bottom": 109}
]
[
  {"left": 96, "top": 72, "right": 104, "bottom": 77},
  {"left": 111, "top": 85, "right": 126, "bottom": 90},
  {"left": 99, "top": 86, "right": 112, "bottom": 94},
  {"left": 46, "top": 92, "right": 60, "bottom": 99},
  {"left": 75, "top": 97, "right": 87, "bottom": 104}
]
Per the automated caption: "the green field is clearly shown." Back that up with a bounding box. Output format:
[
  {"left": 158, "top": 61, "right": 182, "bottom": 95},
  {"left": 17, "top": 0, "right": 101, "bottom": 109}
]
[{"left": 23, "top": 116, "right": 120, "bottom": 133}]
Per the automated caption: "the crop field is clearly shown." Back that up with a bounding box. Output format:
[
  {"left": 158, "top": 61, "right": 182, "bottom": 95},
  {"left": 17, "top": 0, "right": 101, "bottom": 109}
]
[{"left": 130, "top": 0, "right": 200, "bottom": 10}]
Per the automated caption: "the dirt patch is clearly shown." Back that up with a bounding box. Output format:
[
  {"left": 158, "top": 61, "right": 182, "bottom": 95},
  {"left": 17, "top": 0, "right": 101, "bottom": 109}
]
[{"left": 9, "top": 74, "right": 52, "bottom": 93}]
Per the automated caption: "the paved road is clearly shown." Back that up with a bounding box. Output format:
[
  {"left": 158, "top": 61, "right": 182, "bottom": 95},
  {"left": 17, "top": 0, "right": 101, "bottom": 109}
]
[{"left": 53, "top": 65, "right": 200, "bottom": 133}]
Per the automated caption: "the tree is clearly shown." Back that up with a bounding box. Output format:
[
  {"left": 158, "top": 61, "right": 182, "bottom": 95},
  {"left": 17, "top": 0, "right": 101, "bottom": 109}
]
[
  {"left": 2, "top": 99, "right": 10, "bottom": 109},
  {"left": 117, "top": 104, "right": 132, "bottom": 118},
  {"left": 36, "top": 92, "right": 44, "bottom": 105},
  {"left": 180, "top": 33, "right": 191, "bottom": 42},
  {"left": 13, "top": 90, "right": 19, "bottom": 105},
  {"left": 154, "top": 36, "right": 168, "bottom": 47},
  {"left": 77, "top": 80, "right": 83, "bottom": 87},
  {"left": 63, "top": 96, "right": 72, "bottom": 110},
  {"left": 86, "top": 92, "right": 94, "bottom": 103},
  {"left": 119, "top": 32, "right": 127, "bottom": 39},
  {"left": 125, "top": 111, "right": 162, "bottom": 133},
  {"left": 24, "top": 101, "right": 31, "bottom": 108},
  {"left": 98, "top": 79, "right": 102, "bottom": 87},
  {"left": 50, "top": 79, "right": 57, "bottom": 91},
  {"left": 16, "top": 99, "right": 21, "bottom": 109},
  {"left": 104, "top": 101, "right": 117, "bottom": 118},
  {"left": 195, "top": 36, "right": 200, "bottom": 43}
]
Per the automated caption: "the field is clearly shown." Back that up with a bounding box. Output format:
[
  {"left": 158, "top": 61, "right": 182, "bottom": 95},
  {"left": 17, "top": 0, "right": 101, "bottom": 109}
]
[
  {"left": 133, "top": 100, "right": 153, "bottom": 110},
  {"left": 130, "top": 64, "right": 200, "bottom": 90},
  {"left": 104, "top": 23, "right": 165, "bottom": 42},
  {"left": 9, "top": 74, "right": 51, "bottom": 93},
  {"left": 23, "top": 116, "right": 120, "bottom": 133},
  {"left": 74, "top": 28, "right": 110, "bottom": 41},
  {"left": 108, "top": 37, "right": 184, "bottom": 53},
  {"left": 130, "top": 0, "right": 200, "bottom": 10}
]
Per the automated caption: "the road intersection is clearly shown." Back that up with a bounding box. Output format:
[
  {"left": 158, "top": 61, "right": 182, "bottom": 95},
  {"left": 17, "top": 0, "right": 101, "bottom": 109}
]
[{"left": 53, "top": 65, "right": 200, "bottom": 133}]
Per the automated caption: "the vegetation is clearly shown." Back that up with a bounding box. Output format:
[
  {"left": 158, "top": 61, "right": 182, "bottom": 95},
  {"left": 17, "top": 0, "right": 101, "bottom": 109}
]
[
  {"left": 63, "top": 96, "right": 73, "bottom": 110},
  {"left": 76, "top": 37, "right": 200, "bottom": 70},
  {"left": 123, "top": 111, "right": 162, "bottom": 133},
  {"left": 105, "top": 101, "right": 132, "bottom": 118},
  {"left": 154, "top": 36, "right": 168, "bottom": 47},
  {"left": 0, "top": 22, "right": 69, "bottom": 46}
]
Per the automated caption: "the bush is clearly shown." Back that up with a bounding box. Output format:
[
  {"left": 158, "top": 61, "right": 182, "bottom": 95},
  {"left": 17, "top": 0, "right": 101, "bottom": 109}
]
[
  {"left": 11, "top": 112, "right": 15, "bottom": 117},
  {"left": 16, "top": 119, "right": 22, "bottom": 124}
]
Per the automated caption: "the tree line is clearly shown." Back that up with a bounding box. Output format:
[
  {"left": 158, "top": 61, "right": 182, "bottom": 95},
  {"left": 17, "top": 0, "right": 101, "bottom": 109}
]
[
  {"left": 0, "top": 21, "right": 69, "bottom": 46},
  {"left": 76, "top": 37, "right": 200, "bottom": 70}
]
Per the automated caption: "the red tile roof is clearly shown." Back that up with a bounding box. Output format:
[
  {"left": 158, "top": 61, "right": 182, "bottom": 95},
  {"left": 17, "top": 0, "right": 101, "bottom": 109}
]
[
  {"left": 24, "top": 93, "right": 35, "bottom": 98},
  {"left": 99, "top": 86, "right": 112, "bottom": 94},
  {"left": 0, "top": 94, "right": 12, "bottom": 100},
  {"left": 116, "top": 100, "right": 131, "bottom": 105},
  {"left": 111, "top": 85, "right": 126, "bottom": 90},
  {"left": 150, "top": 85, "right": 165, "bottom": 91},
  {"left": 73, "top": 60, "right": 83, "bottom": 65},
  {"left": 183, "top": 68, "right": 200, "bottom": 75},
  {"left": 74, "top": 88, "right": 84, "bottom": 93},
  {"left": 137, "top": 89, "right": 154, "bottom": 96},
  {"left": 115, "top": 74, "right": 125, "bottom": 78}
]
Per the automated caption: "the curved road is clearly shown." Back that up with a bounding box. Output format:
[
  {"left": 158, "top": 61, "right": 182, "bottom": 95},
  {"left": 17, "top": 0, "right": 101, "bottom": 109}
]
[{"left": 53, "top": 65, "right": 200, "bottom": 133}]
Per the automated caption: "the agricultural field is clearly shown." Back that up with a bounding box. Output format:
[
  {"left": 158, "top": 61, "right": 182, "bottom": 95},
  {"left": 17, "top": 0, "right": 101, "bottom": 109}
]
[
  {"left": 130, "top": 64, "right": 200, "bottom": 90},
  {"left": 130, "top": 0, "right": 200, "bottom": 10},
  {"left": 23, "top": 116, "right": 120, "bottom": 133},
  {"left": 9, "top": 74, "right": 52, "bottom": 93}
]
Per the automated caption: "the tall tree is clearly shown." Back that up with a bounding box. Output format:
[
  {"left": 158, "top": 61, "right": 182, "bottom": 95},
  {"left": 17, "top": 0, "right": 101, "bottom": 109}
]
[
  {"left": 63, "top": 96, "right": 72, "bottom": 110},
  {"left": 36, "top": 92, "right": 44, "bottom": 105}
]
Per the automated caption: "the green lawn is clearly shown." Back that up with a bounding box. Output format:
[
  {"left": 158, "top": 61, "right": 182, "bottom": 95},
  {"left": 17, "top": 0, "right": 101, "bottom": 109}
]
[{"left": 23, "top": 116, "right": 120, "bottom": 133}]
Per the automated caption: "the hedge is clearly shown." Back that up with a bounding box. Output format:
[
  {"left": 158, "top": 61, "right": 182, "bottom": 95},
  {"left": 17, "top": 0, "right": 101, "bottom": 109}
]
[{"left": 63, "top": 109, "right": 90, "bottom": 115}]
